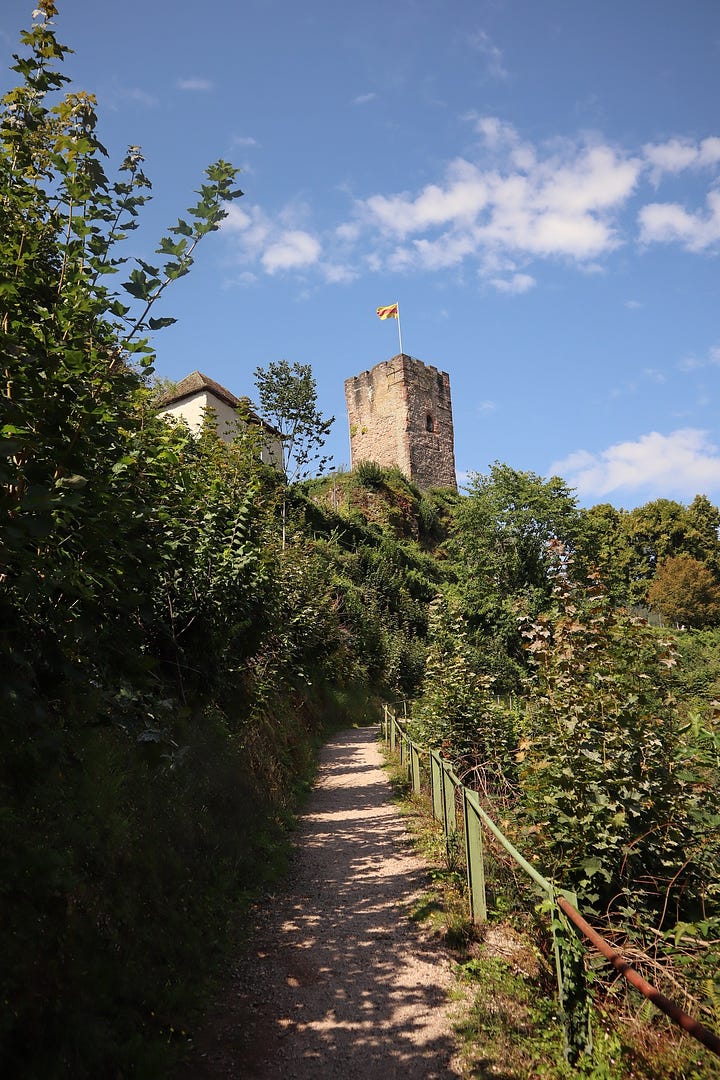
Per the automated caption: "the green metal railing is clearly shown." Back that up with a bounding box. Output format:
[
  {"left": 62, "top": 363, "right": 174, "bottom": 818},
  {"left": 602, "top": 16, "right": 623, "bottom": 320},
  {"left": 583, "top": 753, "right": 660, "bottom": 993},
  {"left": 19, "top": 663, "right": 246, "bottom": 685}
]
[{"left": 381, "top": 705, "right": 720, "bottom": 1064}]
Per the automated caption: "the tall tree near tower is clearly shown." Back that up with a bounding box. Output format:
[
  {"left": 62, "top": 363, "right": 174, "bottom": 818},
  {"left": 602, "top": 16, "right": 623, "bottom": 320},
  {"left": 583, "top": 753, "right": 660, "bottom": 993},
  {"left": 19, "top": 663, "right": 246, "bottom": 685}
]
[{"left": 253, "top": 359, "right": 335, "bottom": 546}]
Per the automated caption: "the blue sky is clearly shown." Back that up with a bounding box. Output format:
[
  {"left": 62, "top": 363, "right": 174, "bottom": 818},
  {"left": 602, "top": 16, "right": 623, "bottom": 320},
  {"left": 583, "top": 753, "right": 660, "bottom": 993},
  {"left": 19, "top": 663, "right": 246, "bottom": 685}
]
[{"left": 2, "top": 1, "right": 720, "bottom": 508}]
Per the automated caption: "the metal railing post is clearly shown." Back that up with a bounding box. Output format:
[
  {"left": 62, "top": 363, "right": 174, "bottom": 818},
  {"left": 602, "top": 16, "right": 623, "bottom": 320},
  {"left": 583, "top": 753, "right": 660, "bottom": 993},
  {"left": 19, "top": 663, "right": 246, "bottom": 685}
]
[
  {"left": 463, "top": 790, "right": 487, "bottom": 923},
  {"left": 410, "top": 744, "right": 421, "bottom": 793},
  {"left": 430, "top": 751, "right": 444, "bottom": 823},
  {"left": 441, "top": 762, "right": 457, "bottom": 837}
]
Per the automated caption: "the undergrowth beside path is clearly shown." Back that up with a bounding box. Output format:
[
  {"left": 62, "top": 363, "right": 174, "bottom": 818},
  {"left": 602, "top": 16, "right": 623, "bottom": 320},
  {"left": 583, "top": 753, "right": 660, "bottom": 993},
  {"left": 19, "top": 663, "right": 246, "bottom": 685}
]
[{"left": 383, "top": 745, "right": 720, "bottom": 1080}]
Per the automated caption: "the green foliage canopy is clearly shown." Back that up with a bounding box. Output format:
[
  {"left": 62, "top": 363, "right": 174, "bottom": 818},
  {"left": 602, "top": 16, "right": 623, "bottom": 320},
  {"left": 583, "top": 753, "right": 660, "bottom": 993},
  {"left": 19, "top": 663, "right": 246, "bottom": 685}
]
[
  {"left": 1, "top": 1, "right": 242, "bottom": 709},
  {"left": 647, "top": 554, "right": 720, "bottom": 628},
  {"left": 254, "top": 359, "right": 334, "bottom": 481},
  {"left": 448, "top": 462, "right": 582, "bottom": 688}
]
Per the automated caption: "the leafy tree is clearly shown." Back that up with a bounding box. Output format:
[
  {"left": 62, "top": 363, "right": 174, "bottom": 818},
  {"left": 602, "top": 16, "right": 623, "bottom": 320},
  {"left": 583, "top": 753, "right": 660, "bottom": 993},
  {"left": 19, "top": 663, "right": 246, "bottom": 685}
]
[
  {"left": 577, "top": 502, "right": 634, "bottom": 607},
  {"left": 454, "top": 463, "right": 582, "bottom": 596},
  {"left": 625, "top": 498, "right": 696, "bottom": 603},
  {"left": 685, "top": 494, "right": 720, "bottom": 574},
  {"left": 254, "top": 359, "right": 334, "bottom": 482},
  {"left": 0, "top": 8, "right": 266, "bottom": 1071},
  {"left": 647, "top": 555, "right": 720, "bottom": 628},
  {"left": 518, "top": 547, "right": 695, "bottom": 919},
  {"left": 589, "top": 495, "right": 720, "bottom": 607},
  {"left": 148, "top": 373, "right": 179, "bottom": 403},
  {"left": 1, "top": 0, "right": 242, "bottom": 705},
  {"left": 254, "top": 359, "right": 334, "bottom": 547},
  {"left": 409, "top": 597, "right": 517, "bottom": 793},
  {"left": 671, "top": 626, "right": 720, "bottom": 726},
  {"left": 449, "top": 462, "right": 582, "bottom": 688}
]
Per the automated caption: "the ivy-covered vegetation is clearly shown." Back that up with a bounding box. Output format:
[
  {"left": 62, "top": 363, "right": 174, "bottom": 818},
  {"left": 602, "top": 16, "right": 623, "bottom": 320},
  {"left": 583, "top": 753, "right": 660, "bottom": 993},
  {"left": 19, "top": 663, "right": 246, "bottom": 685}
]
[{"left": 2, "top": 5, "right": 720, "bottom": 1076}]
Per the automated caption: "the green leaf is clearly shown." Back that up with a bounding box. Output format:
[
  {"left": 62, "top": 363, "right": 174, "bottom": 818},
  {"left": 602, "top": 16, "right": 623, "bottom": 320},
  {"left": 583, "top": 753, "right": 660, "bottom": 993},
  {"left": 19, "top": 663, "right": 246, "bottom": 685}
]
[
  {"left": 55, "top": 474, "right": 88, "bottom": 490},
  {"left": 20, "top": 486, "right": 54, "bottom": 511}
]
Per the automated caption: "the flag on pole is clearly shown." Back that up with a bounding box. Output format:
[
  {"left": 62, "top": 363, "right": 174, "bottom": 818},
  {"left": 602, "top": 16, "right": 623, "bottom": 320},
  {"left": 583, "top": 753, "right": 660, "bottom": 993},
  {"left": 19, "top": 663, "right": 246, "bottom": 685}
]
[{"left": 376, "top": 301, "right": 403, "bottom": 353}]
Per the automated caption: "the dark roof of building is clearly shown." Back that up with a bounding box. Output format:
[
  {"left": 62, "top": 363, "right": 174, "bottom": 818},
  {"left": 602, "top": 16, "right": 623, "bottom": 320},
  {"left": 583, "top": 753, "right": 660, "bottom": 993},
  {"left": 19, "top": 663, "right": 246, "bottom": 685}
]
[{"left": 158, "top": 370, "right": 280, "bottom": 435}]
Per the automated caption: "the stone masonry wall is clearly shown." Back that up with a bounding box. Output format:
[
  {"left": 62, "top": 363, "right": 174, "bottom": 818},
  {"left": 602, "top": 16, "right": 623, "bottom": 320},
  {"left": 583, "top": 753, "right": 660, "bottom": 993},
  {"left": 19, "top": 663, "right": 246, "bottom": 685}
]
[{"left": 345, "top": 354, "right": 457, "bottom": 491}]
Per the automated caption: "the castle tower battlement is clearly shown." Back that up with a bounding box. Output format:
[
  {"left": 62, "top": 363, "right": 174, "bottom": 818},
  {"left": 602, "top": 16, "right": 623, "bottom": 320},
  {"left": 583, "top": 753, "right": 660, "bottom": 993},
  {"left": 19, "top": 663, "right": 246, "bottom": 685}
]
[{"left": 345, "top": 354, "right": 457, "bottom": 491}]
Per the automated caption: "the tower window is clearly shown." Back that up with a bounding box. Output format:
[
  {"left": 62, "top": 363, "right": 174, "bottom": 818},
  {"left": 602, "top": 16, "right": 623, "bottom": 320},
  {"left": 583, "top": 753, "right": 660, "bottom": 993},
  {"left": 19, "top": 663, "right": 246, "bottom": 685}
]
[{"left": 426, "top": 413, "right": 435, "bottom": 432}]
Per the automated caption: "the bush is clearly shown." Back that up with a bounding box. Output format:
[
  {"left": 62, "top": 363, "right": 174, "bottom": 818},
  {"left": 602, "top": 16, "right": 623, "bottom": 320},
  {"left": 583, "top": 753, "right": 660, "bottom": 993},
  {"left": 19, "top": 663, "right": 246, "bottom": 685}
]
[
  {"left": 518, "top": 553, "right": 720, "bottom": 925},
  {"left": 354, "top": 459, "right": 385, "bottom": 487}
]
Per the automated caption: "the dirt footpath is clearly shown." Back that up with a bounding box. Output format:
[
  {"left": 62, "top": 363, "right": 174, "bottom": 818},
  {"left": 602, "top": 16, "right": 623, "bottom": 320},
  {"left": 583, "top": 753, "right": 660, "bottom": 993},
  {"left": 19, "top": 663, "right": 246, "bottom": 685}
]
[{"left": 184, "top": 725, "right": 463, "bottom": 1079}]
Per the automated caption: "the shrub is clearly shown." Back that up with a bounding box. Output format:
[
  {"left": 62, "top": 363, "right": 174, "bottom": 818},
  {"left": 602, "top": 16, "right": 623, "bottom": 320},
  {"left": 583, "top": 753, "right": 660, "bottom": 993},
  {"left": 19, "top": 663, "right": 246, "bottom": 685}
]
[
  {"left": 517, "top": 549, "right": 719, "bottom": 924},
  {"left": 354, "top": 459, "right": 385, "bottom": 487}
]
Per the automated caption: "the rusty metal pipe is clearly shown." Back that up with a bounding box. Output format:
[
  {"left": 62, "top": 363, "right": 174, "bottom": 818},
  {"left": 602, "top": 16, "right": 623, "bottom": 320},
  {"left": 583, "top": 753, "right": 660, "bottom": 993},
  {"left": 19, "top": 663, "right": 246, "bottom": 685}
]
[{"left": 556, "top": 895, "right": 720, "bottom": 1059}]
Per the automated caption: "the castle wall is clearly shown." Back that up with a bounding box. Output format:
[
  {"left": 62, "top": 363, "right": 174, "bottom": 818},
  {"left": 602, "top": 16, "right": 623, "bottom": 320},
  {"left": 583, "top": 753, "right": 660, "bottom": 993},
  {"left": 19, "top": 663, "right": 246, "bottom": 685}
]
[
  {"left": 345, "top": 355, "right": 457, "bottom": 490},
  {"left": 405, "top": 363, "right": 457, "bottom": 489}
]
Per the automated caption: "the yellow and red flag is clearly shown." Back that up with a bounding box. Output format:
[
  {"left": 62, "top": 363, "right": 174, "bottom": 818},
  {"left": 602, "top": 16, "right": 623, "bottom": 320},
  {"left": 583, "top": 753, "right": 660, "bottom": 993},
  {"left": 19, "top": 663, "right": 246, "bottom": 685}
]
[{"left": 376, "top": 303, "right": 399, "bottom": 320}]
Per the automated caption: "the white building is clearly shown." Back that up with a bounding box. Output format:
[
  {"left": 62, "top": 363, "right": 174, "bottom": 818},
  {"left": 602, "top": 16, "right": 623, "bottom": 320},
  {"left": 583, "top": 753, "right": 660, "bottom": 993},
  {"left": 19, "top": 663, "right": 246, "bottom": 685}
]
[{"left": 157, "top": 371, "right": 283, "bottom": 469}]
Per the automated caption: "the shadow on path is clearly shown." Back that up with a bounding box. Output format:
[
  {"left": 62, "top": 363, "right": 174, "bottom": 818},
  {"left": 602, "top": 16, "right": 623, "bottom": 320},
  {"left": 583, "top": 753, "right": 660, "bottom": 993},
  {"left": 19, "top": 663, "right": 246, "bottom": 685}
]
[{"left": 183, "top": 727, "right": 461, "bottom": 1079}]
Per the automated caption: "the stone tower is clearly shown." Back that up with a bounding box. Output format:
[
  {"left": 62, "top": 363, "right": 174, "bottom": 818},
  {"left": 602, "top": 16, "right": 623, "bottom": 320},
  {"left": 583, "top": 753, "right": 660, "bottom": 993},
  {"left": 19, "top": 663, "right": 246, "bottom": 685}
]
[{"left": 344, "top": 354, "right": 457, "bottom": 491}]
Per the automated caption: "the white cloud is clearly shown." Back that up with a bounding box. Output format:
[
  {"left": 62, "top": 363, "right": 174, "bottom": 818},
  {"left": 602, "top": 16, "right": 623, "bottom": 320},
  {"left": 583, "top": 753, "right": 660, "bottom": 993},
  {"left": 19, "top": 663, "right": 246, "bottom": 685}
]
[
  {"left": 474, "top": 115, "right": 511, "bottom": 146},
  {"left": 392, "top": 232, "right": 477, "bottom": 271},
  {"left": 109, "top": 86, "right": 158, "bottom": 109},
  {"left": 638, "top": 190, "right": 720, "bottom": 251},
  {"left": 698, "top": 137, "right": 720, "bottom": 166},
  {"left": 539, "top": 145, "right": 640, "bottom": 214},
  {"left": 551, "top": 429, "right": 720, "bottom": 499},
  {"left": 176, "top": 77, "right": 213, "bottom": 92},
  {"left": 644, "top": 138, "right": 702, "bottom": 178},
  {"left": 224, "top": 120, "right": 720, "bottom": 285},
  {"left": 223, "top": 270, "right": 258, "bottom": 287},
  {"left": 643, "top": 136, "right": 720, "bottom": 182},
  {"left": 678, "top": 344, "right": 720, "bottom": 372},
  {"left": 469, "top": 113, "right": 536, "bottom": 169},
  {"left": 468, "top": 30, "right": 508, "bottom": 80},
  {"left": 489, "top": 272, "right": 536, "bottom": 294},
  {"left": 321, "top": 262, "right": 358, "bottom": 284},
  {"left": 643, "top": 368, "right": 666, "bottom": 383},
  {"left": 477, "top": 400, "right": 497, "bottom": 414},
  {"left": 335, "top": 222, "right": 361, "bottom": 243},
  {"left": 363, "top": 158, "right": 490, "bottom": 236},
  {"left": 624, "top": 299, "right": 642, "bottom": 309},
  {"left": 485, "top": 207, "right": 614, "bottom": 260},
  {"left": 222, "top": 204, "right": 324, "bottom": 276},
  {"left": 232, "top": 135, "right": 258, "bottom": 147},
  {"left": 353, "top": 92, "right": 377, "bottom": 106},
  {"left": 261, "top": 230, "right": 321, "bottom": 273},
  {"left": 357, "top": 132, "right": 642, "bottom": 276},
  {"left": 222, "top": 203, "right": 272, "bottom": 254},
  {"left": 637, "top": 134, "right": 720, "bottom": 252}
]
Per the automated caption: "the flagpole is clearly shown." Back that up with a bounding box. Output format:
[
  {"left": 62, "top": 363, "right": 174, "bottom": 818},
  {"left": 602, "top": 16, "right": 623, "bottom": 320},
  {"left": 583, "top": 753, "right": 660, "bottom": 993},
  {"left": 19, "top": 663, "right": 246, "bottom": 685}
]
[{"left": 396, "top": 301, "right": 403, "bottom": 356}]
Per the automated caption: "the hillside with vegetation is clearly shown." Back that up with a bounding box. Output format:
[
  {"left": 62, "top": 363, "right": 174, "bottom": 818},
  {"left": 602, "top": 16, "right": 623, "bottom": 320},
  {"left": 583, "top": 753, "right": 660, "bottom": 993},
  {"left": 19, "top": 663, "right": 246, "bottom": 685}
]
[{"left": 2, "top": 6, "right": 719, "bottom": 1077}]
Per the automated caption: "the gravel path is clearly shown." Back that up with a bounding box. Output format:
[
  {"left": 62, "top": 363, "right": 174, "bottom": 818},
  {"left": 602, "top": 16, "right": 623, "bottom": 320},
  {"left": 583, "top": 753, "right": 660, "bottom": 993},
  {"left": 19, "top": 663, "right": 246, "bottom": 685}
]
[{"left": 184, "top": 725, "right": 464, "bottom": 1078}]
